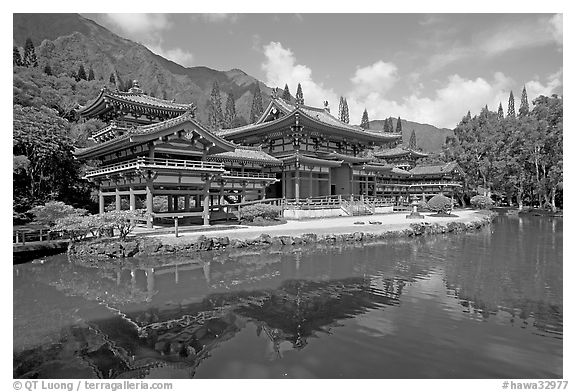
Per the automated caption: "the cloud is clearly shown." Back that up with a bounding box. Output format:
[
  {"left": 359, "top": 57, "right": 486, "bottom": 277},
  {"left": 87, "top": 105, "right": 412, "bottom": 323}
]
[
  {"left": 424, "top": 14, "right": 563, "bottom": 73},
  {"left": 147, "top": 45, "right": 195, "bottom": 67},
  {"left": 261, "top": 41, "right": 338, "bottom": 109},
  {"left": 191, "top": 14, "right": 240, "bottom": 23},
  {"left": 350, "top": 61, "right": 398, "bottom": 98},
  {"left": 102, "top": 14, "right": 171, "bottom": 37},
  {"left": 525, "top": 69, "right": 563, "bottom": 102},
  {"left": 346, "top": 72, "right": 515, "bottom": 129}
]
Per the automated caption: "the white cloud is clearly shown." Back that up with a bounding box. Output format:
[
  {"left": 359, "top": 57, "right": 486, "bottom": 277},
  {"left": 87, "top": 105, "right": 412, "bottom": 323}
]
[
  {"left": 261, "top": 41, "right": 338, "bottom": 109},
  {"left": 424, "top": 14, "right": 563, "bottom": 72},
  {"left": 347, "top": 72, "right": 515, "bottom": 129},
  {"left": 147, "top": 45, "right": 195, "bottom": 67},
  {"left": 350, "top": 61, "right": 398, "bottom": 98},
  {"left": 102, "top": 14, "right": 171, "bottom": 36},
  {"left": 190, "top": 14, "right": 240, "bottom": 23},
  {"left": 525, "top": 69, "right": 563, "bottom": 102}
]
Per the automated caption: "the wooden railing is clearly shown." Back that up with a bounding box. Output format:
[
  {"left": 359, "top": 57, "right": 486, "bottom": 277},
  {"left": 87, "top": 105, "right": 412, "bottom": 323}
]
[
  {"left": 13, "top": 227, "right": 67, "bottom": 245},
  {"left": 224, "top": 171, "right": 277, "bottom": 179},
  {"left": 85, "top": 157, "right": 225, "bottom": 177}
]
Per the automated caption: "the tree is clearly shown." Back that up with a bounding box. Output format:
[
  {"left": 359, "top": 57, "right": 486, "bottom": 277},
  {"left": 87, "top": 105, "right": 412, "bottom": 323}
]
[
  {"left": 13, "top": 46, "right": 23, "bottom": 67},
  {"left": 224, "top": 92, "right": 237, "bottom": 129},
  {"left": 497, "top": 102, "right": 504, "bottom": 119},
  {"left": 507, "top": 90, "right": 516, "bottom": 118},
  {"left": 427, "top": 193, "right": 453, "bottom": 214},
  {"left": 109, "top": 73, "right": 116, "bottom": 85},
  {"left": 282, "top": 84, "right": 291, "bottom": 101},
  {"left": 342, "top": 98, "right": 350, "bottom": 124},
  {"left": 77, "top": 64, "right": 87, "bottom": 81},
  {"left": 296, "top": 82, "right": 304, "bottom": 105},
  {"left": 338, "top": 97, "right": 344, "bottom": 121},
  {"left": 28, "top": 201, "right": 85, "bottom": 227},
  {"left": 519, "top": 86, "right": 529, "bottom": 117},
  {"left": 409, "top": 129, "right": 417, "bottom": 150},
  {"left": 88, "top": 67, "right": 95, "bottom": 81},
  {"left": 207, "top": 80, "right": 224, "bottom": 130},
  {"left": 396, "top": 116, "right": 403, "bottom": 134},
  {"left": 43, "top": 64, "right": 52, "bottom": 76},
  {"left": 250, "top": 82, "right": 264, "bottom": 123},
  {"left": 360, "top": 109, "right": 370, "bottom": 129},
  {"left": 23, "top": 38, "right": 38, "bottom": 67}
]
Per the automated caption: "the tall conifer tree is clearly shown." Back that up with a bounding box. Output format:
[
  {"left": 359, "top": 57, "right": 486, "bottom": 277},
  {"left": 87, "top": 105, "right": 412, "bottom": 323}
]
[
  {"left": 109, "top": 73, "right": 116, "bottom": 85},
  {"left": 497, "top": 103, "right": 504, "bottom": 119},
  {"left": 224, "top": 92, "right": 237, "bottom": 129},
  {"left": 409, "top": 129, "right": 417, "bottom": 150},
  {"left": 342, "top": 98, "right": 350, "bottom": 124},
  {"left": 338, "top": 97, "right": 344, "bottom": 121},
  {"left": 43, "top": 64, "right": 52, "bottom": 76},
  {"left": 360, "top": 109, "right": 370, "bottom": 129},
  {"left": 250, "top": 82, "right": 264, "bottom": 123},
  {"left": 88, "top": 67, "right": 95, "bottom": 81},
  {"left": 519, "top": 86, "right": 529, "bottom": 117},
  {"left": 23, "top": 38, "right": 38, "bottom": 67},
  {"left": 507, "top": 91, "right": 516, "bottom": 118},
  {"left": 208, "top": 80, "right": 224, "bottom": 130},
  {"left": 13, "top": 46, "right": 22, "bottom": 66},
  {"left": 396, "top": 116, "right": 403, "bottom": 134},
  {"left": 383, "top": 117, "right": 390, "bottom": 132},
  {"left": 296, "top": 83, "right": 304, "bottom": 104},
  {"left": 282, "top": 84, "right": 291, "bottom": 101}
]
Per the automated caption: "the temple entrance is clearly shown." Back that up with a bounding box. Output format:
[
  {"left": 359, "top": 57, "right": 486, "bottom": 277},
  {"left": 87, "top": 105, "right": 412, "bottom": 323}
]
[{"left": 330, "top": 165, "right": 352, "bottom": 195}]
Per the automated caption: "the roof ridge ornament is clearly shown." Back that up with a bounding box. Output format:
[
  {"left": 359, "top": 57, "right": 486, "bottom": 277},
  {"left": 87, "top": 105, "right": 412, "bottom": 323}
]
[{"left": 129, "top": 80, "right": 143, "bottom": 94}]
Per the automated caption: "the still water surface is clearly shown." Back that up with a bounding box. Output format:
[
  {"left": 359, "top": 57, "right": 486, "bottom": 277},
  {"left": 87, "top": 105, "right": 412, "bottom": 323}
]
[{"left": 13, "top": 215, "right": 562, "bottom": 378}]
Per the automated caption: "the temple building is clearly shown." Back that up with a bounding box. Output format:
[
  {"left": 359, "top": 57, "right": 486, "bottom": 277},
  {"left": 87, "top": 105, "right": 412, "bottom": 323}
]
[
  {"left": 75, "top": 82, "right": 280, "bottom": 227},
  {"left": 75, "top": 82, "right": 464, "bottom": 226}
]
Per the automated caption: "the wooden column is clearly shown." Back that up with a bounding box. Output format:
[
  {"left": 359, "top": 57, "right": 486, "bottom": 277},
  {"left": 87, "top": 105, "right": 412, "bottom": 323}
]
[
  {"left": 184, "top": 195, "right": 190, "bottom": 211},
  {"left": 202, "top": 178, "right": 211, "bottom": 226},
  {"left": 99, "top": 189, "right": 105, "bottom": 214},
  {"left": 173, "top": 196, "right": 179, "bottom": 211},
  {"left": 295, "top": 166, "right": 301, "bottom": 202},
  {"left": 309, "top": 170, "right": 313, "bottom": 198},
  {"left": 146, "top": 181, "right": 154, "bottom": 229},
  {"left": 115, "top": 186, "right": 121, "bottom": 211},
  {"left": 282, "top": 171, "right": 287, "bottom": 198},
  {"left": 129, "top": 186, "right": 136, "bottom": 210},
  {"left": 241, "top": 181, "right": 247, "bottom": 203},
  {"left": 167, "top": 195, "right": 173, "bottom": 212}
]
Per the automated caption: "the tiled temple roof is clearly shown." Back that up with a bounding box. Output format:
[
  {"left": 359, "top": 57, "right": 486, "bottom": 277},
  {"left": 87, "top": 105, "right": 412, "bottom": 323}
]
[
  {"left": 78, "top": 85, "right": 194, "bottom": 117},
  {"left": 374, "top": 146, "right": 429, "bottom": 159},
  {"left": 217, "top": 98, "right": 402, "bottom": 142},
  {"left": 409, "top": 161, "right": 461, "bottom": 176},
  {"left": 207, "top": 149, "right": 281, "bottom": 165}
]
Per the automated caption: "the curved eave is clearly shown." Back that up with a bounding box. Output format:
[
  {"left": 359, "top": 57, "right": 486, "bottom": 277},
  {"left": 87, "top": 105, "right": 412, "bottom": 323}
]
[
  {"left": 283, "top": 155, "right": 343, "bottom": 168},
  {"left": 296, "top": 110, "right": 401, "bottom": 143},
  {"left": 317, "top": 152, "right": 372, "bottom": 164},
  {"left": 216, "top": 114, "right": 295, "bottom": 138}
]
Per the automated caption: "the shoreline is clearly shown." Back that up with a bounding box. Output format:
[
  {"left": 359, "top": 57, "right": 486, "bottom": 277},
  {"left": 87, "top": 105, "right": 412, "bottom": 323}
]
[{"left": 68, "top": 209, "right": 497, "bottom": 260}]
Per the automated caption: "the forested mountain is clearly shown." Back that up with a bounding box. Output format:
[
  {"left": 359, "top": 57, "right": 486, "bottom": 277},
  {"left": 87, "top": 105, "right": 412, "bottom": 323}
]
[
  {"left": 13, "top": 13, "right": 272, "bottom": 125},
  {"left": 368, "top": 118, "right": 453, "bottom": 153}
]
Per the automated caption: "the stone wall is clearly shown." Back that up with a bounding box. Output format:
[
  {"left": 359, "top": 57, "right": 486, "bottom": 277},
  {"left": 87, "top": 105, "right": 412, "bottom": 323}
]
[{"left": 68, "top": 213, "right": 495, "bottom": 260}]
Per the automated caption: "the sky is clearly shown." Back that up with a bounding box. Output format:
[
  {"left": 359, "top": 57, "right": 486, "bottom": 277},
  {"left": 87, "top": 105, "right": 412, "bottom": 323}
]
[{"left": 84, "top": 13, "right": 563, "bottom": 129}]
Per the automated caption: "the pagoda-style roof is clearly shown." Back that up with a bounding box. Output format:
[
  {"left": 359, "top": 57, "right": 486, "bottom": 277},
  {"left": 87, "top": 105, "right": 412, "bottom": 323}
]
[
  {"left": 207, "top": 149, "right": 281, "bottom": 165},
  {"left": 374, "top": 146, "right": 429, "bottom": 160},
  {"left": 217, "top": 97, "right": 402, "bottom": 143},
  {"left": 315, "top": 151, "right": 372, "bottom": 164},
  {"left": 74, "top": 112, "right": 276, "bottom": 166},
  {"left": 409, "top": 161, "right": 463, "bottom": 177},
  {"left": 282, "top": 154, "right": 344, "bottom": 168},
  {"left": 78, "top": 84, "right": 194, "bottom": 119},
  {"left": 357, "top": 163, "right": 411, "bottom": 176}
]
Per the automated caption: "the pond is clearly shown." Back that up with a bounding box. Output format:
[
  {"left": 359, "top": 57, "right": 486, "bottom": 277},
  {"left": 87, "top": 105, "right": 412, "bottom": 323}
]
[{"left": 13, "top": 214, "right": 562, "bottom": 378}]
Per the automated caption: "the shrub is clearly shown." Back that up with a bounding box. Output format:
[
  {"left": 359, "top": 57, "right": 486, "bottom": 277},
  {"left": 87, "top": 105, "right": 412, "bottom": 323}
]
[
  {"left": 417, "top": 199, "right": 429, "bottom": 212},
  {"left": 427, "top": 193, "right": 452, "bottom": 214},
  {"left": 239, "top": 204, "right": 282, "bottom": 222},
  {"left": 53, "top": 214, "right": 92, "bottom": 241},
  {"left": 101, "top": 209, "right": 145, "bottom": 240},
  {"left": 28, "top": 201, "right": 87, "bottom": 227},
  {"left": 470, "top": 195, "right": 494, "bottom": 210}
]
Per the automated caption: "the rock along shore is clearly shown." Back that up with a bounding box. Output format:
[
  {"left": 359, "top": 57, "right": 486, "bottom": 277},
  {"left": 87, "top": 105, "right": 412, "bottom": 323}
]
[{"left": 68, "top": 210, "right": 496, "bottom": 260}]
